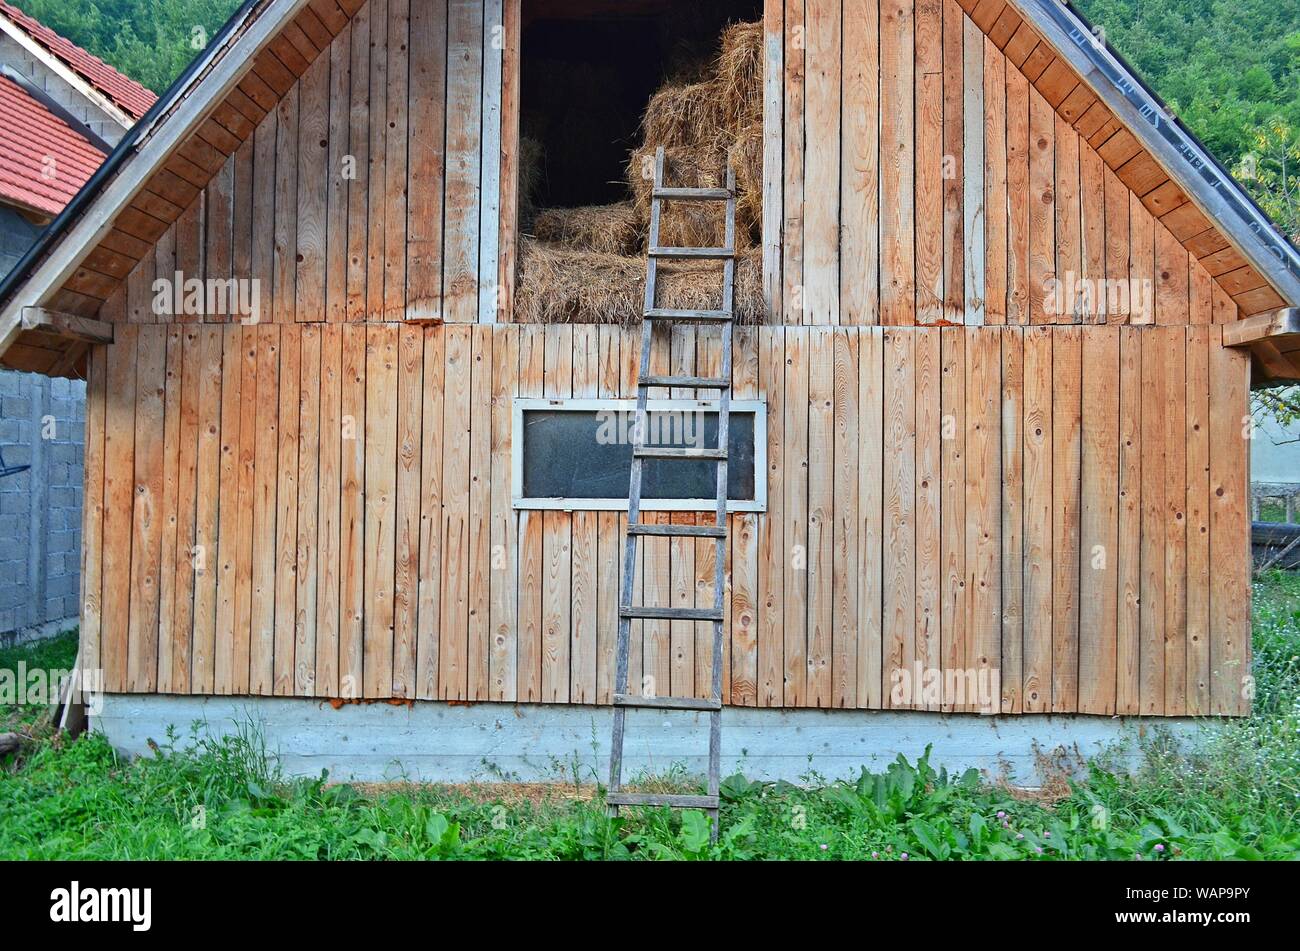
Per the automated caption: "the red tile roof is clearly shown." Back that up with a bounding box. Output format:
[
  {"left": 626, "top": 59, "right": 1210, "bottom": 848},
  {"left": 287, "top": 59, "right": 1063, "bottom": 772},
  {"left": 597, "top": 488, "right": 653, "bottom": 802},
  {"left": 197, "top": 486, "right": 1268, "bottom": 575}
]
[
  {"left": 0, "top": 0, "right": 155, "bottom": 120},
  {"left": 0, "top": 74, "right": 104, "bottom": 216}
]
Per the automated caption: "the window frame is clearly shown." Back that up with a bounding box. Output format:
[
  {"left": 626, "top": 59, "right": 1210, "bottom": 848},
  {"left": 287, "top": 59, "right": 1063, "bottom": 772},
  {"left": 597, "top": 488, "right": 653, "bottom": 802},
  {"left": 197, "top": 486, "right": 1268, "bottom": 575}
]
[{"left": 511, "top": 397, "right": 768, "bottom": 512}]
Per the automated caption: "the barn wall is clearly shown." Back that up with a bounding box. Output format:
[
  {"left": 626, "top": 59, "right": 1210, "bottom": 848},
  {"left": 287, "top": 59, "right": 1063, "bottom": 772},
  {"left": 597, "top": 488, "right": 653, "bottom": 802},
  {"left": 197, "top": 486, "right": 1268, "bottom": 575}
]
[{"left": 80, "top": 323, "right": 1252, "bottom": 715}]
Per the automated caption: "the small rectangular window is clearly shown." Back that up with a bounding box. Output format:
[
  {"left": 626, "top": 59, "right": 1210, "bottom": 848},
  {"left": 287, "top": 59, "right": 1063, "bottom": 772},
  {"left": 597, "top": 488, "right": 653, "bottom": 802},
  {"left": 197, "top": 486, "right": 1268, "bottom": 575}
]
[{"left": 512, "top": 398, "right": 767, "bottom": 512}]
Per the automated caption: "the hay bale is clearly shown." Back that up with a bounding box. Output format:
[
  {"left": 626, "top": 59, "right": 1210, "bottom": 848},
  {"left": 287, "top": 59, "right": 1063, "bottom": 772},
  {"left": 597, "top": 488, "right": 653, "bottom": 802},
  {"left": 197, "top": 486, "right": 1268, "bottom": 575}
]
[
  {"left": 640, "top": 78, "right": 727, "bottom": 151},
  {"left": 716, "top": 21, "right": 763, "bottom": 128},
  {"left": 728, "top": 120, "right": 764, "bottom": 245},
  {"left": 531, "top": 201, "right": 642, "bottom": 256},
  {"left": 626, "top": 145, "right": 731, "bottom": 249},
  {"left": 515, "top": 238, "right": 765, "bottom": 326}
]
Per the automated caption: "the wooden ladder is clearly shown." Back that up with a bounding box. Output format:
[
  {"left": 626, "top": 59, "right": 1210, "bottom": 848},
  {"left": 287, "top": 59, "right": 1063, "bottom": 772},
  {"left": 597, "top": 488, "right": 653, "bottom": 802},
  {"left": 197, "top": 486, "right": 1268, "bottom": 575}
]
[{"left": 607, "top": 146, "right": 735, "bottom": 842}]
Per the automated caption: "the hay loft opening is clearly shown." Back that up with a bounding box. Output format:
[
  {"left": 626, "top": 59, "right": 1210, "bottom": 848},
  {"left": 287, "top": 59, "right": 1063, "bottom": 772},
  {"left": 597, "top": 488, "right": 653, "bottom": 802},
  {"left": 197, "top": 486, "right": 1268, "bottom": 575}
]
[{"left": 516, "top": 0, "right": 765, "bottom": 325}]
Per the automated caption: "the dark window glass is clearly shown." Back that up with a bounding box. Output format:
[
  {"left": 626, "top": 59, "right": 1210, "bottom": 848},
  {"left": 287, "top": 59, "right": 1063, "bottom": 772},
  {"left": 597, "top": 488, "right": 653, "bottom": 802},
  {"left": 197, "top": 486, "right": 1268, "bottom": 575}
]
[{"left": 520, "top": 407, "right": 758, "bottom": 503}]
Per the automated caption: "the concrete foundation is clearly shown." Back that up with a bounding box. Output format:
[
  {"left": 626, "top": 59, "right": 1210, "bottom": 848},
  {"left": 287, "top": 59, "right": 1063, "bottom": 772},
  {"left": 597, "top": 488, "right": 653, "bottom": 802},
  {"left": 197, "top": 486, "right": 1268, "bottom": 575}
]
[{"left": 92, "top": 694, "right": 1212, "bottom": 786}]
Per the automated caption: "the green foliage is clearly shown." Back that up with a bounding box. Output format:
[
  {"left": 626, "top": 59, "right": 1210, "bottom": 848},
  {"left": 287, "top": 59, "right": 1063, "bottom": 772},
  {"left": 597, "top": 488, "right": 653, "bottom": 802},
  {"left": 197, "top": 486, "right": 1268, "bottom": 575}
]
[
  {"left": 10, "top": 0, "right": 242, "bottom": 94},
  {"left": 1, "top": 576, "right": 1297, "bottom": 860}
]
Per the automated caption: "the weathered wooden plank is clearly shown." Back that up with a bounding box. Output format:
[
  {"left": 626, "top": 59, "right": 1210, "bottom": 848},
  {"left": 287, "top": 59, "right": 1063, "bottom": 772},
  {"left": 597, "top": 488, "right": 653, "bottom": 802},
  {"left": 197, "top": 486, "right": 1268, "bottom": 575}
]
[
  {"left": 1006, "top": 65, "right": 1029, "bottom": 325},
  {"left": 1116, "top": 326, "right": 1142, "bottom": 712},
  {"left": 914, "top": 327, "right": 941, "bottom": 709},
  {"left": 881, "top": 0, "right": 914, "bottom": 326},
  {"left": 1184, "top": 326, "right": 1211, "bottom": 715},
  {"left": 364, "top": 0, "right": 389, "bottom": 322},
  {"left": 315, "top": 324, "right": 342, "bottom": 696},
  {"left": 1000, "top": 327, "right": 1024, "bottom": 712},
  {"left": 942, "top": 0, "right": 966, "bottom": 325},
  {"left": 940, "top": 326, "right": 966, "bottom": 710},
  {"left": 1051, "top": 326, "right": 1081, "bottom": 711},
  {"left": 477, "top": 0, "right": 503, "bottom": 323},
  {"left": 498, "top": 0, "right": 520, "bottom": 321},
  {"left": 416, "top": 326, "right": 446, "bottom": 698},
  {"left": 963, "top": 16, "right": 986, "bottom": 325},
  {"left": 1129, "top": 193, "right": 1155, "bottom": 325},
  {"left": 249, "top": 326, "right": 280, "bottom": 695},
  {"left": 295, "top": 326, "right": 321, "bottom": 694},
  {"left": 831, "top": 329, "right": 858, "bottom": 707},
  {"left": 80, "top": 345, "right": 107, "bottom": 683},
  {"left": 102, "top": 326, "right": 138, "bottom": 691},
  {"left": 883, "top": 328, "right": 915, "bottom": 707},
  {"left": 983, "top": 37, "right": 1007, "bottom": 325},
  {"left": 783, "top": 327, "right": 810, "bottom": 704},
  {"left": 1140, "top": 325, "right": 1167, "bottom": 715},
  {"left": 1028, "top": 88, "right": 1054, "bottom": 325},
  {"left": 440, "top": 325, "right": 471, "bottom": 698},
  {"left": 393, "top": 324, "right": 423, "bottom": 696},
  {"left": 273, "top": 87, "right": 300, "bottom": 324},
  {"left": 325, "top": 22, "right": 352, "bottom": 323},
  {"left": 914, "top": 0, "right": 944, "bottom": 326},
  {"left": 1163, "top": 327, "right": 1188, "bottom": 715},
  {"left": 362, "top": 325, "right": 397, "bottom": 697},
  {"left": 1080, "top": 142, "right": 1106, "bottom": 324},
  {"left": 731, "top": 326, "right": 759, "bottom": 704},
  {"left": 1054, "top": 116, "right": 1081, "bottom": 324},
  {"left": 515, "top": 325, "right": 544, "bottom": 700},
  {"left": 345, "top": 4, "right": 371, "bottom": 322},
  {"left": 407, "top": 0, "right": 448, "bottom": 318},
  {"left": 762, "top": 0, "right": 784, "bottom": 319},
  {"left": 296, "top": 51, "right": 329, "bottom": 323},
  {"left": 807, "top": 328, "right": 833, "bottom": 702},
  {"left": 490, "top": 325, "right": 519, "bottom": 700},
  {"left": 468, "top": 325, "right": 494, "bottom": 698},
  {"left": 213, "top": 326, "right": 244, "bottom": 694},
  {"left": 338, "top": 324, "right": 366, "bottom": 695},
  {"left": 126, "top": 326, "right": 166, "bottom": 692},
  {"left": 1078, "top": 327, "right": 1119, "bottom": 714},
  {"left": 1021, "top": 326, "right": 1051, "bottom": 711},
  {"left": 757, "top": 326, "right": 784, "bottom": 704},
  {"left": 541, "top": 325, "right": 572, "bottom": 701},
  {"left": 385, "top": 0, "right": 410, "bottom": 321},
  {"left": 273, "top": 327, "right": 300, "bottom": 695},
  {"left": 966, "top": 327, "right": 1001, "bottom": 712},
  {"left": 857, "top": 327, "right": 884, "bottom": 708},
  {"left": 782, "top": 0, "right": 805, "bottom": 323},
  {"left": 443, "top": 0, "right": 484, "bottom": 323},
  {"left": 155, "top": 328, "right": 184, "bottom": 693}
]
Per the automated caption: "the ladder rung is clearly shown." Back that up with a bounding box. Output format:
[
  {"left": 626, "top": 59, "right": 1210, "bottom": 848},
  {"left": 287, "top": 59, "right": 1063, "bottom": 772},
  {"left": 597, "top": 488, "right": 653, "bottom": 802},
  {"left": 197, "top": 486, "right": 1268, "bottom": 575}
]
[
  {"left": 607, "top": 792, "right": 720, "bottom": 809},
  {"left": 613, "top": 693, "right": 722, "bottom": 711},
  {"left": 628, "top": 523, "right": 726, "bottom": 539},
  {"left": 640, "top": 375, "right": 731, "bottom": 389},
  {"left": 633, "top": 446, "right": 727, "bottom": 460},
  {"left": 652, "top": 187, "right": 732, "bottom": 201},
  {"left": 619, "top": 605, "right": 724, "bottom": 621},
  {"left": 648, "top": 246, "right": 734, "bottom": 259},
  {"left": 644, "top": 308, "right": 732, "bottom": 323}
]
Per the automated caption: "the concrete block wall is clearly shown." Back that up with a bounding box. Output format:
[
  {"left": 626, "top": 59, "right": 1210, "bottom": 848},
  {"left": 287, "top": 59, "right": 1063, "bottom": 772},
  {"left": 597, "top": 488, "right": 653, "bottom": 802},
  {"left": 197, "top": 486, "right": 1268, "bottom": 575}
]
[{"left": 0, "top": 367, "right": 84, "bottom": 637}]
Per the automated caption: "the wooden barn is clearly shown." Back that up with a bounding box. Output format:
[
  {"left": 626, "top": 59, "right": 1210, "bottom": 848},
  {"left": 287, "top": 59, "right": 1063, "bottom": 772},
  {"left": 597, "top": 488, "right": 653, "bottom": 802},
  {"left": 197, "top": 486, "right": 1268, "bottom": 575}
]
[{"left": 2, "top": 0, "right": 1298, "bottom": 781}]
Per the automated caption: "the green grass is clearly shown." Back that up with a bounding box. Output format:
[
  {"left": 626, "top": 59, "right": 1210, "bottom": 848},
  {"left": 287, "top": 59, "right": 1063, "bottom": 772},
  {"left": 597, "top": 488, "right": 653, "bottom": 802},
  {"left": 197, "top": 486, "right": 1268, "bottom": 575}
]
[{"left": 1, "top": 575, "right": 1297, "bottom": 860}]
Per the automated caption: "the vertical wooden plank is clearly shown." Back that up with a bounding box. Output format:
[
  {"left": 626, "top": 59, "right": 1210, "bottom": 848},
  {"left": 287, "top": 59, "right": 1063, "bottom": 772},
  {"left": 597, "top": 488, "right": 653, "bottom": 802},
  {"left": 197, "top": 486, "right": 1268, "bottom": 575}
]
[
  {"left": 1054, "top": 117, "right": 1081, "bottom": 324},
  {"left": 858, "top": 326, "right": 884, "bottom": 708},
  {"left": 230, "top": 326, "right": 258, "bottom": 695},
  {"left": 1021, "top": 326, "right": 1051, "bottom": 711},
  {"left": 393, "top": 324, "right": 423, "bottom": 696},
  {"left": 806, "top": 328, "right": 833, "bottom": 703},
  {"left": 440, "top": 325, "right": 471, "bottom": 698},
  {"left": 127, "top": 326, "right": 166, "bottom": 692},
  {"left": 541, "top": 325, "right": 572, "bottom": 701},
  {"left": 963, "top": 16, "right": 985, "bottom": 325},
  {"left": 940, "top": 326, "right": 966, "bottom": 709},
  {"left": 443, "top": 0, "right": 484, "bottom": 324},
  {"left": 416, "top": 326, "right": 446, "bottom": 698},
  {"left": 1079, "top": 326, "right": 1119, "bottom": 714},
  {"left": 339, "top": 324, "right": 366, "bottom": 695},
  {"left": 515, "top": 325, "right": 544, "bottom": 700},
  {"left": 315, "top": 324, "right": 342, "bottom": 696},
  {"left": 1005, "top": 64, "right": 1030, "bottom": 325},
  {"left": 1129, "top": 193, "right": 1154, "bottom": 325},
  {"left": 915, "top": 0, "right": 944, "bottom": 326},
  {"left": 192, "top": 337, "right": 224, "bottom": 694},
  {"left": 762, "top": 0, "right": 785, "bottom": 319},
  {"left": 296, "top": 50, "right": 329, "bottom": 323},
  {"left": 497, "top": 0, "right": 520, "bottom": 321},
  {"left": 250, "top": 325, "right": 280, "bottom": 695},
  {"left": 1140, "top": 325, "right": 1166, "bottom": 714},
  {"left": 1105, "top": 168, "right": 1130, "bottom": 322},
  {"left": 385, "top": 0, "right": 410, "bottom": 321},
  {"left": 1163, "top": 327, "right": 1188, "bottom": 715},
  {"left": 345, "top": 3, "right": 371, "bottom": 322},
  {"left": 1155, "top": 224, "right": 1189, "bottom": 326},
  {"left": 80, "top": 345, "right": 107, "bottom": 683},
  {"left": 1185, "top": 325, "right": 1211, "bottom": 715},
  {"left": 1028, "top": 88, "right": 1054, "bottom": 324},
  {"left": 783, "top": 327, "right": 810, "bottom": 704},
  {"left": 1208, "top": 333, "right": 1250, "bottom": 716},
  {"left": 594, "top": 325, "right": 621, "bottom": 702},
  {"left": 325, "top": 21, "right": 352, "bottom": 323},
  {"left": 213, "top": 327, "right": 241, "bottom": 694},
  {"left": 1116, "top": 326, "right": 1142, "bottom": 712},
  {"left": 757, "top": 326, "right": 785, "bottom": 704},
  {"left": 669, "top": 327, "right": 697, "bottom": 699},
  {"left": 782, "top": 0, "right": 805, "bottom": 323},
  {"left": 490, "top": 325, "right": 519, "bottom": 700},
  {"left": 206, "top": 157, "right": 234, "bottom": 325},
  {"left": 156, "top": 327, "right": 184, "bottom": 693},
  {"left": 172, "top": 328, "right": 204, "bottom": 694},
  {"left": 882, "top": 328, "right": 915, "bottom": 707},
  {"left": 831, "top": 329, "right": 858, "bottom": 706},
  {"left": 1000, "top": 326, "right": 1024, "bottom": 712},
  {"left": 478, "top": 0, "right": 503, "bottom": 323},
  {"left": 966, "top": 328, "right": 1001, "bottom": 710},
  {"left": 803, "top": 0, "right": 840, "bottom": 325},
  {"left": 569, "top": 325, "right": 598, "bottom": 702},
  {"left": 881, "top": 0, "right": 915, "bottom": 326},
  {"left": 102, "top": 326, "right": 137, "bottom": 691},
  {"left": 1051, "top": 326, "right": 1081, "bottom": 711},
  {"left": 914, "top": 327, "right": 941, "bottom": 708},
  {"left": 731, "top": 326, "right": 759, "bottom": 704},
  {"left": 295, "top": 326, "right": 321, "bottom": 694},
  {"left": 365, "top": 0, "right": 389, "bottom": 321},
  {"left": 942, "top": 0, "right": 965, "bottom": 326},
  {"left": 407, "top": 0, "right": 447, "bottom": 318},
  {"left": 273, "top": 327, "right": 300, "bottom": 695},
  {"left": 362, "top": 325, "right": 397, "bottom": 697},
  {"left": 274, "top": 86, "right": 299, "bottom": 324},
  {"left": 983, "top": 37, "right": 1007, "bottom": 324},
  {"left": 1080, "top": 142, "right": 1106, "bottom": 324},
  {"left": 466, "top": 326, "right": 494, "bottom": 698}
]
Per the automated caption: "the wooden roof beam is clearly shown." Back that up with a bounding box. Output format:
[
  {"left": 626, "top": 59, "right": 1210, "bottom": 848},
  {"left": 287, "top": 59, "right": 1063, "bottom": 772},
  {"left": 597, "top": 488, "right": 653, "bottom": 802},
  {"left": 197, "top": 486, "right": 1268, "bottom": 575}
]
[
  {"left": 1222, "top": 308, "right": 1300, "bottom": 348},
  {"left": 20, "top": 307, "right": 114, "bottom": 344}
]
